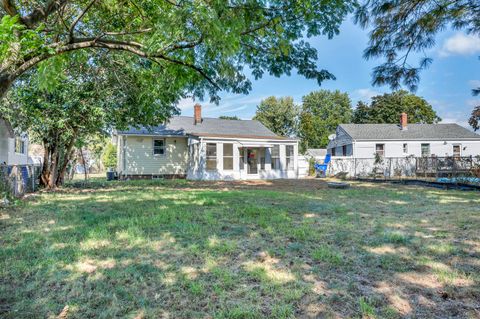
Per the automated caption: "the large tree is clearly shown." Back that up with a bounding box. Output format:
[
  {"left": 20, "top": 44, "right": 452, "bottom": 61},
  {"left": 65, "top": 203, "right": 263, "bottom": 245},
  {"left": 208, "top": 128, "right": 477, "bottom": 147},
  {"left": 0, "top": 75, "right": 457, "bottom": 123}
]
[
  {"left": 298, "top": 90, "right": 352, "bottom": 150},
  {"left": 253, "top": 96, "right": 299, "bottom": 136},
  {"left": 352, "top": 90, "right": 441, "bottom": 124},
  {"left": 1, "top": 53, "right": 178, "bottom": 188},
  {"left": 0, "top": 0, "right": 355, "bottom": 100},
  {"left": 354, "top": 0, "right": 479, "bottom": 129}
]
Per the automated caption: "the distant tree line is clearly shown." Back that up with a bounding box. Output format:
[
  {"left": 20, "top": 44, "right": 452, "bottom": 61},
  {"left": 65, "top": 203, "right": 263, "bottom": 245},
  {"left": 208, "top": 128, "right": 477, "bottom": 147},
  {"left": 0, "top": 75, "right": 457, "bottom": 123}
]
[{"left": 251, "top": 89, "right": 441, "bottom": 152}]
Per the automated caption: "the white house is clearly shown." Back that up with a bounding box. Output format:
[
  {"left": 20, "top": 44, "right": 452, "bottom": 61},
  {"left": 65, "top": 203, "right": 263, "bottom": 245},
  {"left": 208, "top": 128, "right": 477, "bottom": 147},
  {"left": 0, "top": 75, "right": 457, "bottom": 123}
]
[
  {"left": 0, "top": 117, "right": 29, "bottom": 165},
  {"left": 327, "top": 113, "right": 480, "bottom": 159},
  {"left": 113, "top": 104, "right": 300, "bottom": 180}
]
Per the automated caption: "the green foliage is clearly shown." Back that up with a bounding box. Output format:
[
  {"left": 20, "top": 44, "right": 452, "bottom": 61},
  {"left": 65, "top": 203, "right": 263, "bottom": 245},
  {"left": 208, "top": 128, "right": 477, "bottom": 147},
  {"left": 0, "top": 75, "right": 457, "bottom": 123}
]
[
  {"left": 253, "top": 96, "right": 299, "bottom": 136},
  {"left": 352, "top": 90, "right": 441, "bottom": 124},
  {"left": 218, "top": 116, "right": 240, "bottom": 120},
  {"left": 355, "top": 0, "right": 479, "bottom": 92},
  {"left": 298, "top": 90, "right": 352, "bottom": 150},
  {"left": 101, "top": 143, "right": 117, "bottom": 169},
  {"left": 0, "top": 0, "right": 356, "bottom": 99},
  {"left": 469, "top": 106, "right": 480, "bottom": 131}
]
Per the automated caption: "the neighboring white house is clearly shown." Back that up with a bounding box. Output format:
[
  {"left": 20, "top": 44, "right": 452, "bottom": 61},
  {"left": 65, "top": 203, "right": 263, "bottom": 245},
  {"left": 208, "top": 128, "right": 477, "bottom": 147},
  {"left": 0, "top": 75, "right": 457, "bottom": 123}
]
[
  {"left": 113, "top": 104, "right": 300, "bottom": 180},
  {"left": 0, "top": 117, "right": 29, "bottom": 165},
  {"left": 327, "top": 113, "right": 480, "bottom": 159}
]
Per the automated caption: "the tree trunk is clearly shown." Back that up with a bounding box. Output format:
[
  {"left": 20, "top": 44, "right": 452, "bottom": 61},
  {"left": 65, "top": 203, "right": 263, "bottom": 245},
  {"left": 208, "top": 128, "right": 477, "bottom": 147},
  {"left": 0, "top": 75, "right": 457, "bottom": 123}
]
[
  {"left": 56, "top": 138, "right": 76, "bottom": 186},
  {"left": 0, "top": 73, "right": 13, "bottom": 99},
  {"left": 40, "top": 143, "right": 51, "bottom": 187}
]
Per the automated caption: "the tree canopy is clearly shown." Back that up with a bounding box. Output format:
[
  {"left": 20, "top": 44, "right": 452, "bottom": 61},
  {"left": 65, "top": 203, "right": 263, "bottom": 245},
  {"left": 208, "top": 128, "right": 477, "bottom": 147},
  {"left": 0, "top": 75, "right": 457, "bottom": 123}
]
[
  {"left": 253, "top": 96, "right": 299, "bottom": 137},
  {"left": 1, "top": 54, "right": 176, "bottom": 188},
  {"left": 352, "top": 90, "right": 441, "bottom": 124},
  {"left": 355, "top": 0, "right": 480, "bottom": 92},
  {"left": 0, "top": 0, "right": 355, "bottom": 101},
  {"left": 298, "top": 90, "right": 352, "bottom": 150}
]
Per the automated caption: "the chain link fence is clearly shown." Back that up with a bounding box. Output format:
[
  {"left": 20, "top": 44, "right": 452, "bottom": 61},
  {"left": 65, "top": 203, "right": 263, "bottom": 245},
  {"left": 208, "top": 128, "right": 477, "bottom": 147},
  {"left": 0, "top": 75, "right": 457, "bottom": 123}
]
[
  {"left": 328, "top": 156, "right": 480, "bottom": 185},
  {"left": 0, "top": 164, "right": 42, "bottom": 197}
]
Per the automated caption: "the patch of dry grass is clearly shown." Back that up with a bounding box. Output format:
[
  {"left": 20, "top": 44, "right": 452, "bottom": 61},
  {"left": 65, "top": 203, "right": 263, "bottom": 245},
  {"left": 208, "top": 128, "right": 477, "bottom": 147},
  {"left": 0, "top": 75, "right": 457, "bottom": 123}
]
[{"left": 0, "top": 179, "right": 479, "bottom": 318}]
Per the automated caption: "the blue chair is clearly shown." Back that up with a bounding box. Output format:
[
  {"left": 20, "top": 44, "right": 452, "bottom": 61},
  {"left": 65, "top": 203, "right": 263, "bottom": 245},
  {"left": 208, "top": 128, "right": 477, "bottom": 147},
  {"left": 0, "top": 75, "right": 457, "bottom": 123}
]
[{"left": 314, "top": 154, "right": 331, "bottom": 177}]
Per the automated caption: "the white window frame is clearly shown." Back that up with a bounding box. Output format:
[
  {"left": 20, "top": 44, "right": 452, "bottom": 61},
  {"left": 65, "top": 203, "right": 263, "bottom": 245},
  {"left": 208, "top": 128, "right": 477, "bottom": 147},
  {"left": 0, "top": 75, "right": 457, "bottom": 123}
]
[
  {"left": 285, "top": 145, "right": 294, "bottom": 170},
  {"left": 223, "top": 143, "right": 233, "bottom": 170},
  {"left": 14, "top": 137, "right": 25, "bottom": 155},
  {"left": 421, "top": 143, "right": 430, "bottom": 157},
  {"left": 452, "top": 144, "right": 461, "bottom": 157},
  {"left": 375, "top": 144, "right": 385, "bottom": 157},
  {"left": 206, "top": 143, "right": 217, "bottom": 171},
  {"left": 271, "top": 145, "right": 280, "bottom": 170},
  {"left": 153, "top": 138, "right": 166, "bottom": 156}
]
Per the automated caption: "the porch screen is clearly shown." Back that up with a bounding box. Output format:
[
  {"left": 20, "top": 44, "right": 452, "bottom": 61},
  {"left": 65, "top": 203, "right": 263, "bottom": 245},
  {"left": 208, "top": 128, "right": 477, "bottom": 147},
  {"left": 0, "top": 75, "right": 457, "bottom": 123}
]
[
  {"left": 206, "top": 143, "right": 217, "bottom": 170},
  {"left": 223, "top": 144, "right": 233, "bottom": 170},
  {"left": 271, "top": 145, "right": 280, "bottom": 170},
  {"left": 286, "top": 145, "right": 294, "bottom": 170}
]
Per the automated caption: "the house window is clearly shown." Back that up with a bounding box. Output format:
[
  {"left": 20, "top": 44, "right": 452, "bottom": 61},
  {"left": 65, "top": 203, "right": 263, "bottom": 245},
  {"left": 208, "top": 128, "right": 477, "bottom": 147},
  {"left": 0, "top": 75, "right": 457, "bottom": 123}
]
[
  {"left": 421, "top": 143, "right": 430, "bottom": 157},
  {"left": 375, "top": 144, "right": 385, "bottom": 157},
  {"left": 206, "top": 143, "right": 217, "bottom": 170},
  {"left": 286, "top": 145, "right": 294, "bottom": 170},
  {"left": 223, "top": 143, "right": 233, "bottom": 170},
  {"left": 14, "top": 137, "right": 25, "bottom": 154},
  {"left": 239, "top": 148, "right": 245, "bottom": 170},
  {"left": 453, "top": 144, "right": 461, "bottom": 158},
  {"left": 271, "top": 145, "right": 280, "bottom": 170},
  {"left": 403, "top": 143, "right": 408, "bottom": 154},
  {"left": 331, "top": 148, "right": 336, "bottom": 156},
  {"left": 342, "top": 145, "right": 347, "bottom": 156},
  {"left": 153, "top": 139, "right": 165, "bottom": 156}
]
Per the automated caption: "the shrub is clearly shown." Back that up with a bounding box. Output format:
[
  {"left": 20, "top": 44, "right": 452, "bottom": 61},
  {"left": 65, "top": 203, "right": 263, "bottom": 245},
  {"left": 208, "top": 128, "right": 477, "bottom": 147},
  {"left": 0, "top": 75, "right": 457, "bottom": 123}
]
[{"left": 101, "top": 143, "right": 117, "bottom": 169}]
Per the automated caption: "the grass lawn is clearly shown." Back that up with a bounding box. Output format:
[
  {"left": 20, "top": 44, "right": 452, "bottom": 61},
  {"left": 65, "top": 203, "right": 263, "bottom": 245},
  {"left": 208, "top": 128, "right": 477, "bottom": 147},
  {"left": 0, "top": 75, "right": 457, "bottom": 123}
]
[{"left": 1, "top": 179, "right": 479, "bottom": 318}]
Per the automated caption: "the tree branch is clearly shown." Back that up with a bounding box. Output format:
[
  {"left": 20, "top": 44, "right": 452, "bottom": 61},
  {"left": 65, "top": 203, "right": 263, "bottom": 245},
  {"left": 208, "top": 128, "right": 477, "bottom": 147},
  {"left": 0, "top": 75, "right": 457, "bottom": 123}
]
[
  {"left": 22, "top": 0, "right": 70, "bottom": 28},
  {"left": 69, "top": 0, "right": 97, "bottom": 42}
]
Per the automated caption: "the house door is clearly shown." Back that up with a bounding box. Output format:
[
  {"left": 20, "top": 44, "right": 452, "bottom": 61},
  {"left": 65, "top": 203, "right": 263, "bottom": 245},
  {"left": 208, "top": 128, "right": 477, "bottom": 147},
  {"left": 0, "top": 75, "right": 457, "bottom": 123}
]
[{"left": 247, "top": 148, "right": 258, "bottom": 174}]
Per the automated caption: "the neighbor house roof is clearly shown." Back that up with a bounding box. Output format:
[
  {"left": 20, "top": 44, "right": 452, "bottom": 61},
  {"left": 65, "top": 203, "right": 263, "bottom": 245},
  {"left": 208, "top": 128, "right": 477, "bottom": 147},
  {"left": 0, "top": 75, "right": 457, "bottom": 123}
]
[
  {"left": 338, "top": 124, "right": 480, "bottom": 141},
  {"left": 306, "top": 148, "right": 327, "bottom": 157},
  {"left": 116, "top": 116, "right": 291, "bottom": 140}
]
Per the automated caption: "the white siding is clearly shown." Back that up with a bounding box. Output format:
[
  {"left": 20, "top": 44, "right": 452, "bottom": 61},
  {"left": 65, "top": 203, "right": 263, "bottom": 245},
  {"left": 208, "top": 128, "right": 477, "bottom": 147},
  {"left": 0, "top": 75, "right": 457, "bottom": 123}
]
[
  {"left": 122, "top": 136, "right": 188, "bottom": 175},
  {"left": 354, "top": 140, "right": 480, "bottom": 158}
]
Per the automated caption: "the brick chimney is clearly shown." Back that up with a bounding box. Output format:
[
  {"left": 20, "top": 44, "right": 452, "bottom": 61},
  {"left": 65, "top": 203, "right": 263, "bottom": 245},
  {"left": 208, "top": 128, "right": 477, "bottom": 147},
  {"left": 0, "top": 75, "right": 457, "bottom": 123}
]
[
  {"left": 400, "top": 112, "right": 408, "bottom": 130},
  {"left": 194, "top": 103, "right": 202, "bottom": 125}
]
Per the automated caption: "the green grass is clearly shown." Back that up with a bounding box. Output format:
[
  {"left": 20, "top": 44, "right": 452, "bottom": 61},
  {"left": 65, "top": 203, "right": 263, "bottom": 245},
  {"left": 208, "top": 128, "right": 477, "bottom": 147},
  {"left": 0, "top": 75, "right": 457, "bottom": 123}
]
[{"left": 1, "top": 179, "right": 479, "bottom": 318}]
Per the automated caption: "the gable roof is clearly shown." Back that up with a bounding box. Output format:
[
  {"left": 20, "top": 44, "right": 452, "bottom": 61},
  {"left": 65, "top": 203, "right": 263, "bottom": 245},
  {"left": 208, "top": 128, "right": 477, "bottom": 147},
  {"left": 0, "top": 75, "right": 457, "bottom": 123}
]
[
  {"left": 306, "top": 148, "right": 327, "bottom": 157},
  {"left": 116, "top": 116, "right": 291, "bottom": 140},
  {"left": 338, "top": 123, "right": 480, "bottom": 141}
]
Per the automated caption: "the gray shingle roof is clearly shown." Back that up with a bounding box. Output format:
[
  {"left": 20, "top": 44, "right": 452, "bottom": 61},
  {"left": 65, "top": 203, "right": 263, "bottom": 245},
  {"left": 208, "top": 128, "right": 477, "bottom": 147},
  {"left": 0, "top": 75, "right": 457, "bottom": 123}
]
[
  {"left": 117, "top": 116, "right": 288, "bottom": 139},
  {"left": 339, "top": 124, "right": 480, "bottom": 140}
]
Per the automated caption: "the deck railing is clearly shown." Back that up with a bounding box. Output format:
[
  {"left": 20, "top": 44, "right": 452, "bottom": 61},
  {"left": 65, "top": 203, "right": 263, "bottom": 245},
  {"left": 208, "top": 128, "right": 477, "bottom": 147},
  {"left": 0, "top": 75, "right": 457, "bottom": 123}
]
[{"left": 327, "top": 156, "right": 480, "bottom": 185}]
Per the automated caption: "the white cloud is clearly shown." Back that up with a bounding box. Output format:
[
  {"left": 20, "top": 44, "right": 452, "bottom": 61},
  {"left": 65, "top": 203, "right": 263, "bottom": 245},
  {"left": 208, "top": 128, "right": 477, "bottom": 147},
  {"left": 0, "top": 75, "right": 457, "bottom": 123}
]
[
  {"left": 176, "top": 97, "right": 195, "bottom": 111},
  {"left": 469, "top": 80, "right": 480, "bottom": 89},
  {"left": 354, "top": 88, "right": 381, "bottom": 101},
  {"left": 439, "top": 33, "right": 480, "bottom": 57},
  {"left": 466, "top": 99, "right": 480, "bottom": 108}
]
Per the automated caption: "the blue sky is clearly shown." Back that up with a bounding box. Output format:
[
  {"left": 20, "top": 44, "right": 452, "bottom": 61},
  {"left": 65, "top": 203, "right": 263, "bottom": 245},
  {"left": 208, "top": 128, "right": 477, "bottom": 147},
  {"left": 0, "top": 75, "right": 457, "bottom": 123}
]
[{"left": 179, "top": 18, "right": 480, "bottom": 129}]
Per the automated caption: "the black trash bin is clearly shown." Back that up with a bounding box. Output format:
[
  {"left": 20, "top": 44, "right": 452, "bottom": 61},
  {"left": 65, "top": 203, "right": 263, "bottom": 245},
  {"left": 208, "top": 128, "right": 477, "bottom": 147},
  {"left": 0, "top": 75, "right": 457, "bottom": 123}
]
[{"left": 106, "top": 171, "right": 115, "bottom": 181}]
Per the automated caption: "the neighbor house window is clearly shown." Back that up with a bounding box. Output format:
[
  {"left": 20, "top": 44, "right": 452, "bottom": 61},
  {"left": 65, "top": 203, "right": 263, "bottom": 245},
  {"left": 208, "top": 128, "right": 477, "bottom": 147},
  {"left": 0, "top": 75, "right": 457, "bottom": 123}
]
[
  {"left": 286, "top": 145, "right": 294, "bottom": 170},
  {"left": 331, "top": 148, "right": 336, "bottom": 156},
  {"left": 206, "top": 143, "right": 217, "bottom": 170},
  {"left": 453, "top": 144, "right": 461, "bottom": 158},
  {"left": 153, "top": 139, "right": 165, "bottom": 155},
  {"left": 375, "top": 144, "right": 385, "bottom": 157},
  {"left": 403, "top": 143, "right": 408, "bottom": 154},
  {"left": 223, "top": 143, "right": 233, "bottom": 170},
  {"left": 342, "top": 145, "right": 347, "bottom": 156},
  {"left": 421, "top": 143, "right": 430, "bottom": 157},
  {"left": 14, "top": 137, "right": 25, "bottom": 154},
  {"left": 271, "top": 145, "right": 280, "bottom": 170}
]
